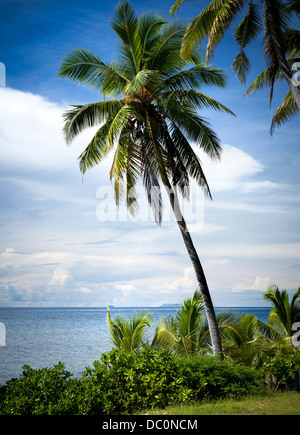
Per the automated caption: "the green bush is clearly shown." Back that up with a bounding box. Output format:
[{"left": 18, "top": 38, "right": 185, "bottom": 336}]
[
  {"left": 79, "top": 348, "right": 191, "bottom": 414},
  {"left": 0, "top": 362, "right": 80, "bottom": 415},
  {"left": 0, "top": 349, "right": 266, "bottom": 415},
  {"left": 262, "top": 352, "right": 300, "bottom": 391},
  {"left": 177, "top": 356, "right": 266, "bottom": 400}
]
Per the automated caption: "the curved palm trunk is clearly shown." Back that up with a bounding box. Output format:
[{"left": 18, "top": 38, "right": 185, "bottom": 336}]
[
  {"left": 166, "top": 184, "right": 223, "bottom": 359},
  {"left": 264, "top": 0, "right": 300, "bottom": 109}
]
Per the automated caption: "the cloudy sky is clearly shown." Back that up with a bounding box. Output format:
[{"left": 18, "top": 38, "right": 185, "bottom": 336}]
[{"left": 0, "top": 0, "right": 299, "bottom": 307}]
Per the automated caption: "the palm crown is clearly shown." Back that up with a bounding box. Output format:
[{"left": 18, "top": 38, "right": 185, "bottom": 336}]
[
  {"left": 58, "top": 0, "right": 233, "bottom": 224},
  {"left": 171, "top": 0, "right": 300, "bottom": 131}
]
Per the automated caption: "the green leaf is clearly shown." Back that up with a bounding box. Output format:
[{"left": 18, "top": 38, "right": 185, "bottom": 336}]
[
  {"left": 234, "top": 2, "right": 262, "bottom": 49},
  {"left": 271, "top": 90, "right": 299, "bottom": 134},
  {"left": 232, "top": 49, "right": 251, "bottom": 84}
]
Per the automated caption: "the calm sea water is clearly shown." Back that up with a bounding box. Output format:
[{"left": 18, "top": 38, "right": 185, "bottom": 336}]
[{"left": 0, "top": 306, "right": 271, "bottom": 385}]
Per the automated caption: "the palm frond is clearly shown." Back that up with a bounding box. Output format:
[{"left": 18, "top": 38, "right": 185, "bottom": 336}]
[
  {"left": 234, "top": 2, "right": 262, "bottom": 49},
  {"left": 245, "top": 64, "right": 280, "bottom": 105},
  {"left": 167, "top": 122, "right": 212, "bottom": 198},
  {"left": 165, "top": 106, "right": 222, "bottom": 161},
  {"left": 169, "top": 0, "right": 188, "bottom": 16},
  {"left": 162, "top": 89, "right": 235, "bottom": 114},
  {"left": 284, "top": 0, "right": 300, "bottom": 17},
  {"left": 270, "top": 89, "right": 299, "bottom": 134},
  {"left": 162, "top": 63, "right": 228, "bottom": 93},
  {"left": 107, "top": 309, "right": 152, "bottom": 352},
  {"left": 110, "top": 0, "right": 142, "bottom": 76},
  {"left": 232, "top": 2, "right": 262, "bottom": 83},
  {"left": 263, "top": 0, "right": 289, "bottom": 66},
  {"left": 206, "top": 0, "right": 244, "bottom": 62},
  {"left": 105, "top": 102, "right": 137, "bottom": 152},
  {"left": 125, "top": 69, "right": 161, "bottom": 95},
  {"left": 63, "top": 100, "right": 124, "bottom": 144},
  {"left": 138, "top": 12, "right": 167, "bottom": 66},
  {"left": 58, "top": 48, "right": 128, "bottom": 95},
  {"left": 149, "top": 19, "right": 186, "bottom": 72},
  {"left": 180, "top": 3, "right": 220, "bottom": 59},
  {"left": 232, "top": 49, "right": 251, "bottom": 83},
  {"left": 78, "top": 121, "right": 113, "bottom": 174}
]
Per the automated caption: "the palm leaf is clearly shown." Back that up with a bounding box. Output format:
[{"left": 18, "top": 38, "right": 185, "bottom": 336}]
[
  {"left": 165, "top": 105, "right": 223, "bottom": 161},
  {"left": 58, "top": 48, "right": 128, "bottom": 96},
  {"left": 270, "top": 89, "right": 299, "bottom": 134},
  {"left": 232, "top": 49, "right": 251, "bottom": 83},
  {"left": 206, "top": 0, "right": 243, "bottom": 62},
  {"left": 138, "top": 11, "right": 167, "bottom": 66},
  {"left": 162, "top": 89, "right": 234, "bottom": 114},
  {"left": 161, "top": 63, "right": 228, "bottom": 93},
  {"left": 63, "top": 100, "right": 124, "bottom": 144},
  {"left": 110, "top": 0, "right": 142, "bottom": 76},
  {"left": 78, "top": 121, "right": 114, "bottom": 174},
  {"left": 234, "top": 2, "right": 262, "bottom": 48}
]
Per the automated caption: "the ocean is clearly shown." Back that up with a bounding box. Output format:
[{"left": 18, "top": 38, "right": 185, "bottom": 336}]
[{"left": 0, "top": 306, "right": 271, "bottom": 385}]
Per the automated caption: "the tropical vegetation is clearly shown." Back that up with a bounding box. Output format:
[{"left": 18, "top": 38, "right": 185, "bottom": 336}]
[
  {"left": 107, "top": 286, "right": 300, "bottom": 367},
  {"left": 58, "top": 0, "right": 235, "bottom": 357},
  {"left": 0, "top": 349, "right": 266, "bottom": 415},
  {"left": 170, "top": 0, "right": 300, "bottom": 131},
  {"left": 1, "top": 285, "right": 299, "bottom": 414}
]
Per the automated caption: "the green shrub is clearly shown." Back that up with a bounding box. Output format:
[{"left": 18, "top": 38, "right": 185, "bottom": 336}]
[
  {"left": 262, "top": 352, "right": 300, "bottom": 391},
  {"left": 177, "top": 356, "right": 266, "bottom": 400},
  {"left": 79, "top": 348, "right": 191, "bottom": 414},
  {"left": 0, "top": 349, "right": 267, "bottom": 415},
  {"left": 0, "top": 362, "right": 80, "bottom": 415}
]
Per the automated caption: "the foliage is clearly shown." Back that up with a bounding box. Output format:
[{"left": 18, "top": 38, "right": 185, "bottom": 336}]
[
  {"left": 0, "top": 362, "right": 80, "bottom": 415},
  {"left": 58, "top": 0, "right": 232, "bottom": 358},
  {"left": 171, "top": 0, "right": 300, "bottom": 130},
  {"left": 106, "top": 287, "right": 300, "bottom": 367},
  {"left": 221, "top": 314, "right": 276, "bottom": 367},
  {"left": 152, "top": 289, "right": 206, "bottom": 356},
  {"left": 0, "top": 348, "right": 266, "bottom": 415},
  {"left": 177, "top": 355, "right": 266, "bottom": 400},
  {"left": 263, "top": 285, "right": 300, "bottom": 344},
  {"left": 79, "top": 348, "right": 191, "bottom": 414},
  {"left": 106, "top": 309, "right": 152, "bottom": 352},
  {"left": 58, "top": 0, "right": 233, "bottom": 224},
  {"left": 262, "top": 351, "right": 300, "bottom": 391}
]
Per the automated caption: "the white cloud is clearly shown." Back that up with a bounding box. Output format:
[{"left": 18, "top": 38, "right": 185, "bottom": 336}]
[
  {"left": 232, "top": 276, "right": 272, "bottom": 293},
  {"left": 0, "top": 87, "right": 298, "bottom": 307},
  {"left": 196, "top": 144, "right": 277, "bottom": 194},
  {"left": 0, "top": 87, "right": 101, "bottom": 173},
  {"left": 48, "top": 267, "right": 74, "bottom": 287},
  {"left": 165, "top": 267, "right": 196, "bottom": 291}
]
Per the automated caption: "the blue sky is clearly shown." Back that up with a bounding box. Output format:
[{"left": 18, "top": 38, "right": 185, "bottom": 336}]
[{"left": 0, "top": 0, "right": 299, "bottom": 307}]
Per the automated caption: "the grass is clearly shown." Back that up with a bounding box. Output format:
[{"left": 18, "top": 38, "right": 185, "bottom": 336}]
[{"left": 138, "top": 392, "right": 300, "bottom": 415}]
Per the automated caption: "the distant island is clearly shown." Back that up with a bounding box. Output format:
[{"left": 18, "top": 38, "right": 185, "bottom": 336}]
[{"left": 160, "top": 304, "right": 180, "bottom": 308}]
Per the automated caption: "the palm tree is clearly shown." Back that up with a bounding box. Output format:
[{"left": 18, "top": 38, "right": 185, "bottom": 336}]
[
  {"left": 107, "top": 308, "right": 152, "bottom": 352},
  {"left": 58, "top": 1, "right": 234, "bottom": 357},
  {"left": 245, "top": 13, "right": 300, "bottom": 134},
  {"left": 153, "top": 290, "right": 244, "bottom": 357},
  {"left": 170, "top": 0, "right": 300, "bottom": 113},
  {"left": 263, "top": 285, "right": 300, "bottom": 349},
  {"left": 221, "top": 314, "right": 275, "bottom": 367},
  {"left": 152, "top": 289, "right": 205, "bottom": 357}
]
